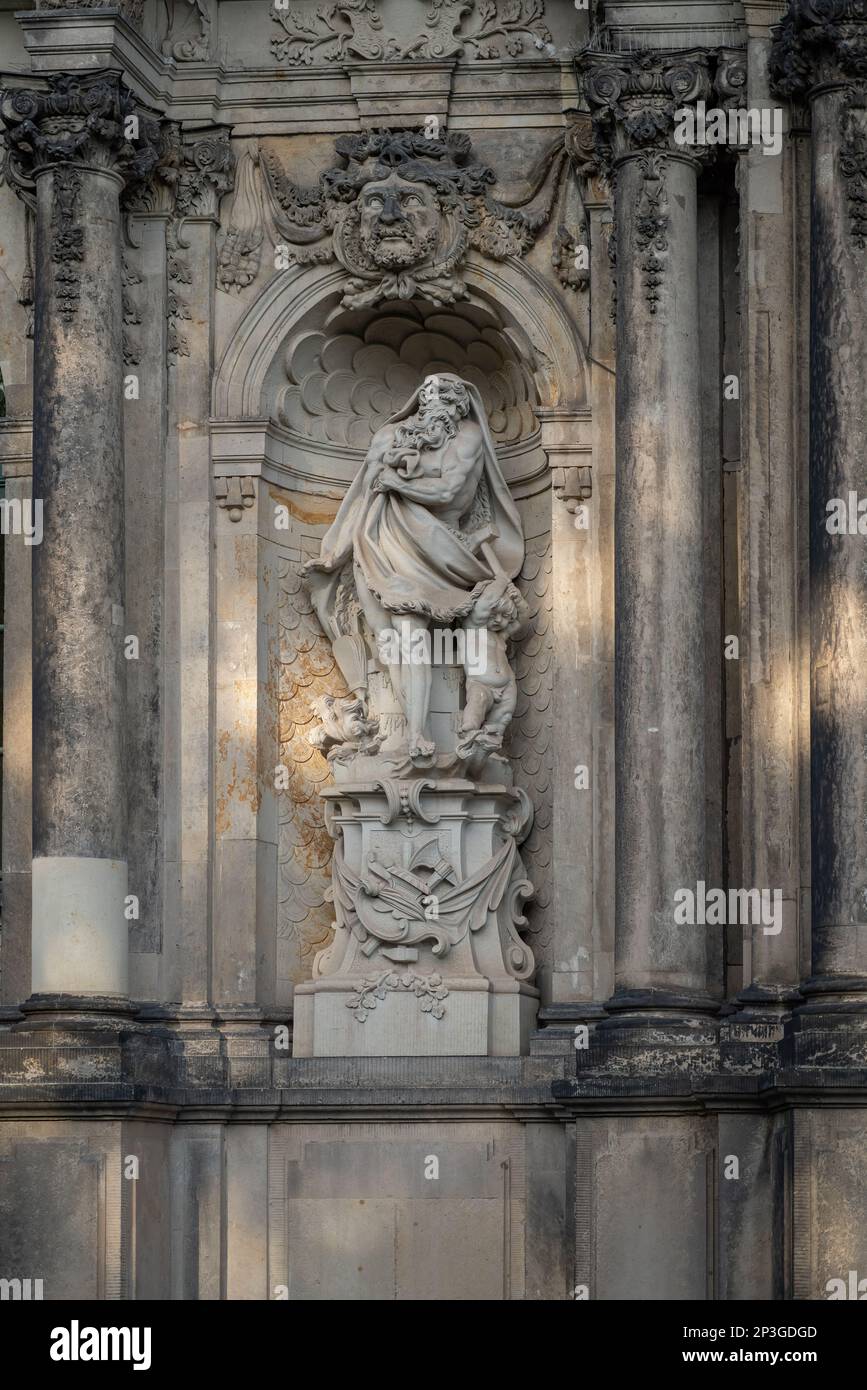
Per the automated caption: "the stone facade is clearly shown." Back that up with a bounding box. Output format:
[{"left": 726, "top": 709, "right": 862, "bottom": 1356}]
[{"left": 0, "top": 0, "right": 865, "bottom": 1301}]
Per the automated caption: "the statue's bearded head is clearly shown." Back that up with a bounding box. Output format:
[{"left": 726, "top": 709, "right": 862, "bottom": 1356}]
[
  {"left": 417, "top": 375, "right": 470, "bottom": 419},
  {"left": 383, "top": 376, "right": 471, "bottom": 471},
  {"left": 358, "top": 173, "right": 440, "bottom": 268}
]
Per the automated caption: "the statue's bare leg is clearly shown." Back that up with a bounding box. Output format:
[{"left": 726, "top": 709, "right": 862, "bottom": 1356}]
[
  {"left": 460, "top": 680, "right": 493, "bottom": 737},
  {"left": 354, "top": 565, "right": 392, "bottom": 667},
  {"left": 355, "top": 570, "right": 434, "bottom": 757},
  {"left": 395, "top": 614, "right": 434, "bottom": 759}
]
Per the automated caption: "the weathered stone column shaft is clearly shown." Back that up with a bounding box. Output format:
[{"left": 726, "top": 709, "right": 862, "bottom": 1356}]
[
  {"left": 771, "top": 2, "right": 867, "bottom": 1002},
  {"left": 31, "top": 162, "right": 128, "bottom": 994},
  {"left": 808, "top": 88, "right": 867, "bottom": 986},
  {"left": 1, "top": 72, "right": 160, "bottom": 1000},
  {"left": 614, "top": 149, "right": 708, "bottom": 1002},
  {"left": 581, "top": 48, "right": 714, "bottom": 1013}
]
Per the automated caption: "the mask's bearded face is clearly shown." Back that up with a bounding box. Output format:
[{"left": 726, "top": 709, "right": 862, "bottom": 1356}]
[{"left": 359, "top": 174, "right": 440, "bottom": 268}]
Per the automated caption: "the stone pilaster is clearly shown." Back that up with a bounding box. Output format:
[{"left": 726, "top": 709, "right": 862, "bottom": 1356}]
[
  {"left": 723, "top": 36, "right": 805, "bottom": 1023},
  {"left": 0, "top": 71, "right": 159, "bottom": 1010},
  {"left": 163, "top": 129, "right": 233, "bottom": 1017},
  {"left": 579, "top": 49, "right": 716, "bottom": 1024},
  {"left": 771, "top": 2, "right": 867, "bottom": 1014}
]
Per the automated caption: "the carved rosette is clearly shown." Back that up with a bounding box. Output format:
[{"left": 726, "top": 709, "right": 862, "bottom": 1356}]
[
  {"left": 769, "top": 0, "right": 867, "bottom": 98},
  {"left": 578, "top": 48, "right": 712, "bottom": 172}
]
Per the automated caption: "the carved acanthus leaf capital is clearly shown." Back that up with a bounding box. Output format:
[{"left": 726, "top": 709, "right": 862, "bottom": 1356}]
[
  {"left": 577, "top": 48, "right": 713, "bottom": 170},
  {"left": 178, "top": 128, "right": 234, "bottom": 218},
  {"left": 124, "top": 124, "right": 233, "bottom": 219},
  {"left": 769, "top": 0, "right": 867, "bottom": 98},
  {"left": 0, "top": 71, "right": 161, "bottom": 188}
]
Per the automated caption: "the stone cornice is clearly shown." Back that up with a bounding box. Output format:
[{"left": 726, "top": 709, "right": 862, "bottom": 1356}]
[
  {"left": 769, "top": 0, "right": 867, "bottom": 98},
  {"left": 577, "top": 47, "right": 713, "bottom": 168},
  {"left": 0, "top": 69, "right": 161, "bottom": 187}
]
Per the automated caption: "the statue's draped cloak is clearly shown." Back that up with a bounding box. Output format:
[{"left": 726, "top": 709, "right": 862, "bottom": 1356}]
[{"left": 304, "top": 374, "right": 524, "bottom": 626}]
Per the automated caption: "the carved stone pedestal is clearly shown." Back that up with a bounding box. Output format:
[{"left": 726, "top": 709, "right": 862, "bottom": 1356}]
[{"left": 293, "top": 774, "right": 538, "bottom": 1057}]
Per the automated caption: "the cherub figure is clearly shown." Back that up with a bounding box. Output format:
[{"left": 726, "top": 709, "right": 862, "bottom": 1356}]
[{"left": 456, "top": 574, "right": 529, "bottom": 758}]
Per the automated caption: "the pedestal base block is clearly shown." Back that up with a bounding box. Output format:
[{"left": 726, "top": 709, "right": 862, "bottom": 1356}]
[{"left": 293, "top": 775, "right": 539, "bottom": 1057}]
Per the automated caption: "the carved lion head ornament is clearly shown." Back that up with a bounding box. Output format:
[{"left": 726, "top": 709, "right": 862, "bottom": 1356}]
[{"left": 218, "top": 127, "right": 571, "bottom": 309}]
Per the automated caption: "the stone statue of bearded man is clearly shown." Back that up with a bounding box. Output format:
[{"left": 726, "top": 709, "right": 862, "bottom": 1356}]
[{"left": 304, "top": 373, "right": 527, "bottom": 763}]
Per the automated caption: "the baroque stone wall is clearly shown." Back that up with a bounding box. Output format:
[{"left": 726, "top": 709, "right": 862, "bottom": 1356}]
[{"left": 0, "top": 0, "right": 865, "bottom": 1303}]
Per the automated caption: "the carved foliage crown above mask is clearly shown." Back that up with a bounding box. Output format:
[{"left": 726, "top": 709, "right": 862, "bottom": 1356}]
[{"left": 218, "top": 127, "right": 568, "bottom": 308}]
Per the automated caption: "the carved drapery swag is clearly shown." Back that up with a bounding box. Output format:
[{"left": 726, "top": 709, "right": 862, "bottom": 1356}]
[{"left": 217, "top": 127, "right": 571, "bottom": 307}]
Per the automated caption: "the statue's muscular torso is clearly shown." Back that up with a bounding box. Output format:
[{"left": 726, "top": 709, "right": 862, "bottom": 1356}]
[{"left": 366, "top": 418, "right": 485, "bottom": 531}]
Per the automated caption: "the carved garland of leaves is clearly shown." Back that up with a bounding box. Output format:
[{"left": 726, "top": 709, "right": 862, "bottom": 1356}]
[
  {"left": 122, "top": 252, "right": 143, "bottom": 366},
  {"left": 35, "top": 0, "right": 145, "bottom": 21},
  {"left": 51, "top": 167, "right": 83, "bottom": 320},
  {"left": 166, "top": 222, "right": 193, "bottom": 360},
  {"left": 347, "top": 970, "right": 449, "bottom": 1022},
  {"left": 456, "top": 0, "right": 553, "bottom": 61},
  {"left": 634, "top": 150, "right": 668, "bottom": 315},
  {"left": 271, "top": 0, "right": 385, "bottom": 64},
  {"left": 164, "top": 136, "right": 233, "bottom": 359}
]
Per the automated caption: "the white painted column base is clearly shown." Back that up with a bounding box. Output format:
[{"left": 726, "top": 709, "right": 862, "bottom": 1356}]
[{"left": 31, "top": 855, "right": 129, "bottom": 997}]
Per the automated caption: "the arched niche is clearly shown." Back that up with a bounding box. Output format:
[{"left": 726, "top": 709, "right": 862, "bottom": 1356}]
[
  {"left": 212, "top": 253, "right": 588, "bottom": 499},
  {"left": 211, "top": 254, "right": 585, "bottom": 1006}
]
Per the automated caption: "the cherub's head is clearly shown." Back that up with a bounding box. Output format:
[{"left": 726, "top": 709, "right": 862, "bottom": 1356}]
[{"left": 470, "top": 578, "right": 529, "bottom": 634}]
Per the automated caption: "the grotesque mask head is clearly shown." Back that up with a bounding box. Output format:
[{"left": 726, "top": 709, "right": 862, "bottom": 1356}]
[{"left": 358, "top": 173, "right": 440, "bottom": 268}]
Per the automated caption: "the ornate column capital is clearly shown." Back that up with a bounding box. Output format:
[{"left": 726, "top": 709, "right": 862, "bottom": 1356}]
[
  {"left": 124, "top": 124, "right": 234, "bottom": 220},
  {"left": 177, "top": 128, "right": 234, "bottom": 219},
  {"left": 0, "top": 70, "right": 160, "bottom": 188},
  {"left": 715, "top": 48, "right": 750, "bottom": 109},
  {"left": 577, "top": 48, "right": 713, "bottom": 170},
  {"left": 769, "top": 0, "right": 867, "bottom": 98}
]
